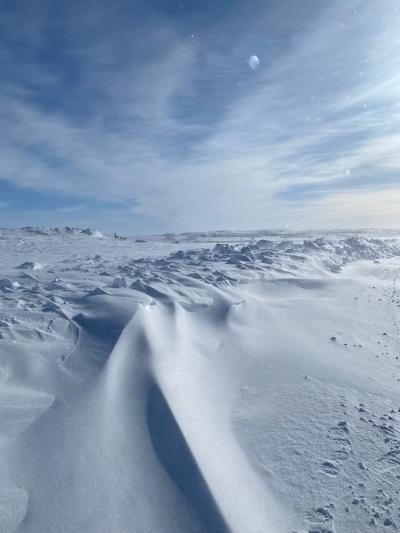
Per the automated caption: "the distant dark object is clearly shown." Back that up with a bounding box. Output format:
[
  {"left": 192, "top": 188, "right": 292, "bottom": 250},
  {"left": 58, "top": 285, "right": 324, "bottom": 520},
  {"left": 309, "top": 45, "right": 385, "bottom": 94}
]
[
  {"left": 114, "top": 232, "right": 127, "bottom": 240},
  {"left": 135, "top": 239, "right": 146, "bottom": 243}
]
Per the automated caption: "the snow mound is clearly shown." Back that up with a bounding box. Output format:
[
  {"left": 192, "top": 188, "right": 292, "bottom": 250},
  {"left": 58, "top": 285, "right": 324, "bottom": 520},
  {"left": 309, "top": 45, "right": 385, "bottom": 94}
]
[
  {"left": 86, "top": 286, "right": 110, "bottom": 297},
  {"left": 80, "top": 228, "right": 104, "bottom": 238},
  {"left": 0, "top": 279, "right": 14, "bottom": 291},
  {"left": 16, "top": 261, "right": 44, "bottom": 271},
  {"left": 111, "top": 277, "right": 127, "bottom": 288}
]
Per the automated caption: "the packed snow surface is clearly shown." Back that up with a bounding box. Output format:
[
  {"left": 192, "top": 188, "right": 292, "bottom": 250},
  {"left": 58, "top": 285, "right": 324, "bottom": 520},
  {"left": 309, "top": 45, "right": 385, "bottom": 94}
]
[{"left": 1, "top": 227, "right": 400, "bottom": 532}]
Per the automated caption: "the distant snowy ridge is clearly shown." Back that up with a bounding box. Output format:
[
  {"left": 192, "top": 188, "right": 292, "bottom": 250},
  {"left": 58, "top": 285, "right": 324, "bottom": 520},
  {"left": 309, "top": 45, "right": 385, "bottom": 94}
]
[{"left": 7, "top": 226, "right": 105, "bottom": 237}]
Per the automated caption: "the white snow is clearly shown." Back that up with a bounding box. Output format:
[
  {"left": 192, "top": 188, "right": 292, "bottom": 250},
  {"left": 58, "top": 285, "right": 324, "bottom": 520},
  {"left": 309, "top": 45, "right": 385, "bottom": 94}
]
[{"left": 0, "top": 227, "right": 400, "bottom": 532}]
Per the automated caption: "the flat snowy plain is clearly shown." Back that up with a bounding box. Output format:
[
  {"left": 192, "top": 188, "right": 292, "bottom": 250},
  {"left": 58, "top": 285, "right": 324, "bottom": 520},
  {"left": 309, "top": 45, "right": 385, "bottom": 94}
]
[{"left": 1, "top": 227, "right": 400, "bottom": 533}]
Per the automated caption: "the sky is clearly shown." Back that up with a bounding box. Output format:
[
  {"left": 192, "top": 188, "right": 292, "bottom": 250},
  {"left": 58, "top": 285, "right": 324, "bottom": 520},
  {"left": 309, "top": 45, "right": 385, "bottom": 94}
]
[{"left": 1, "top": 0, "right": 400, "bottom": 233}]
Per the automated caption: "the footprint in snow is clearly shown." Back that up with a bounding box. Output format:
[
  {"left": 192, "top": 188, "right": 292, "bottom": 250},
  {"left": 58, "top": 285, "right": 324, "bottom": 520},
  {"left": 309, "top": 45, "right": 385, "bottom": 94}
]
[
  {"left": 306, "top": 506, "right": 335, "bottom": 533},
  {"left": 321, "top": 461, "right": 339, "bottom": 476},
  {"left": 330, "top": 449, "right": 350, "bottom": 462}
]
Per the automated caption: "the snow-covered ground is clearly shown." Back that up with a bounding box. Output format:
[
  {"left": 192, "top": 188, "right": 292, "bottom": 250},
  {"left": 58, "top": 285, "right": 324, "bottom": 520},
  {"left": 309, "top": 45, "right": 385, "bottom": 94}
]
[{"left": 1, "top": 227, "right": 400, "bottom": 533}]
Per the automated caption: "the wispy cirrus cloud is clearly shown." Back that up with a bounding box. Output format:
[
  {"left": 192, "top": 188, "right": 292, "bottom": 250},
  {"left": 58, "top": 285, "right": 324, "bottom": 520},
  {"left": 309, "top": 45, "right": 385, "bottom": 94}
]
[{"left": 1, "top": 0, "right": 400, "bottom": 231}]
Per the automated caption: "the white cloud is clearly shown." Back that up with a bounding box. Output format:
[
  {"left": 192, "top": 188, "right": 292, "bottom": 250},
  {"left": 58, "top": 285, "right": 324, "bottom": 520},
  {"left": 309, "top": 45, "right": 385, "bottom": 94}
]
[
  {"left": 1, "top": 0, "right": 400, "bottom": 231},
  {"left": 293, "top": 187, "right": 400, "bottom": 229}
]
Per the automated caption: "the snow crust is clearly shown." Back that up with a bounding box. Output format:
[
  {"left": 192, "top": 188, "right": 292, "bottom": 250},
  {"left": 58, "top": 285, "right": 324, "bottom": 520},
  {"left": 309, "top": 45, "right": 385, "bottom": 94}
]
[{"left": 1, "top": 227, "right": 400, "bottom": 532}]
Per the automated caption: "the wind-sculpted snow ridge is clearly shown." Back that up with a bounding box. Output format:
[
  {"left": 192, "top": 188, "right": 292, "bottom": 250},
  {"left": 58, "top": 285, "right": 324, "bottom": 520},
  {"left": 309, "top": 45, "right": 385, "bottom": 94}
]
[
  {"left": 115, "top": 236, "right": 400, "bottom": 294},
  {"left": 1, "top": 230, "right": 400, "bottom": 532},
  {"left": 172, "top": 236, "right": 400, "bottom": 272}
]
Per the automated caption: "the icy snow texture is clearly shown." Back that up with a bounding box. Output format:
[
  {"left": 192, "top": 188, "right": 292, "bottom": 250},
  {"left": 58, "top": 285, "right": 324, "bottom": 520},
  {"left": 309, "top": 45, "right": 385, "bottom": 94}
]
[{"left": 0, "top": 228, "right": 400, "bottom": 532}]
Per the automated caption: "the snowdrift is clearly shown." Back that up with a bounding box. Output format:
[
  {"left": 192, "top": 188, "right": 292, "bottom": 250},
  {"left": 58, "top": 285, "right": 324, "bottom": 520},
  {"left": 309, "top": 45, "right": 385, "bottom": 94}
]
[{"left": 0, "top": 229, "right": 400, "bottom": 532}]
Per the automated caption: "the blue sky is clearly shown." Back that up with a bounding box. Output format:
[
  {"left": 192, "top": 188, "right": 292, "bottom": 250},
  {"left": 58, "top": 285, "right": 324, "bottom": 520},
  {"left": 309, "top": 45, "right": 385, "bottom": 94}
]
[{"left": 1, "top": 0, "right": 400, "bottom": 233}]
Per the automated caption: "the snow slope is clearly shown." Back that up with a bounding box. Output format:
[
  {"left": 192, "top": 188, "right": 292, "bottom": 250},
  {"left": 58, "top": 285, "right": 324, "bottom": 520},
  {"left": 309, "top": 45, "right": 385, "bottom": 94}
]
[{"left": 1, "top": 228, "right": 400, "bottom": 532}]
